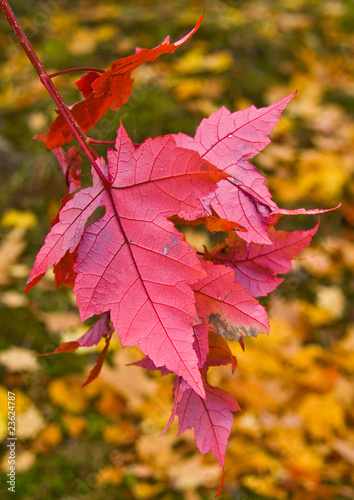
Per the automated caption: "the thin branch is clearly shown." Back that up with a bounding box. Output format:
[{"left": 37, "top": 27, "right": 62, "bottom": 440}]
[{"left": 0, "top": 0, "right": 110, "bottom": 189}]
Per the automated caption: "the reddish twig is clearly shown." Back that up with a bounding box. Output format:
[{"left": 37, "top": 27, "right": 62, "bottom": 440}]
[
  {"left": 88, "top": 139, "right": 116, "bottom": 145},
  {"left": 0, "top": 0, "right": 110, "bottom": 189}
]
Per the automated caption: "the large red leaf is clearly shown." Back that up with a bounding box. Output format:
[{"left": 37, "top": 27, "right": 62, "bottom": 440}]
[
  {"left": 164, "top": 376, "right": 240, "bottom": 468},
  {"left": 40, "top": 16, "right": 203, "bottom": 149},
  {"left": 211, "top": 223, "right": 319, "bottom": 297},
  {"left": 174, "top": 93, "right": 296, "bottom": 243},
  {"left": 26, "top": 124, "right": 227, "bottom": 397},
  {"left": 191, "top": 260, "right": 269, "bottom": 342},
  {"left": 174, "top": 94, "right": 336, "bottom": 244}
]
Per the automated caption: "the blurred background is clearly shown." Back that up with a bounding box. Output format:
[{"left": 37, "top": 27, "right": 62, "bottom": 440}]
[{"left": 0, "top": 0, "right": 353, "bottom": 499}]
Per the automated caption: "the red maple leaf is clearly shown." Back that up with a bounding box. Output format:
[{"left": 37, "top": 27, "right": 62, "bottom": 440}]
[
  {"left": 173, "top": 94, "right": 295, "bottom": 243},
  {"left": 163, "top": 375, "right": 240, "bottom": 468},
  {"left": 210, "top": 222, "right": 319, "bottom": 297},
  {"left": 26, "top": 124, "right": 227, "bottom": 397},
  {"left": 173, "top": 92, "right": 333, "bottom": 246},
  {"left": 38, "top": 15, "right": 203, "bottom": 149}
]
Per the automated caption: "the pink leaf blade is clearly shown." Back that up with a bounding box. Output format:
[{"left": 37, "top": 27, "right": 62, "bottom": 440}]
[
  {"left": 192, "top": 260, "right": 270, "bottom": 341},
  {"left": 77, "top": 312, "right": 114, "bottom": 347},
  {"left": 212, "top": 222, "right": 319, "bottom": 297},
  {"left": 205, "top": 178, "right": 273, "bottom": 244},
  {"left": 28, "top": 122, "right": 226, "bottom": 396},
  {"left": 193, "top": 324, "right": 209, "bottom": 369},
  {"left": 192, "top": 93, "right": 296, "bottom": 164},
  {"left": 272, "top": 203, "right": 341, "bottom": 217},
  {"left": 161, "top": 376, "right": 188, "bottom": 435},
  {"left": 174, "top": 93, "right": 296, "bottom": 243},
  {"left": 175, "top": 378, "right": 240, "bottom": 468},
  {"left": 232, "top": 261, "right": 283, "bottom": 298},
  {"left": 129, "top": 356, "right": 172, "bottom": 376},
  {"left": 73, "top": 209, "right": 206, "bottom": 397},
  {"left": 248, "top": 223, "right": 320, "bottom": 274},
  {"left": 26, "top": 179, "right": 105, "bottom": 290},
  {"left": 69, "top": 124, "right": 227, "bottom": 397},
  {"left": 108, "top": 127, "right": 228, "bottom": 213}
]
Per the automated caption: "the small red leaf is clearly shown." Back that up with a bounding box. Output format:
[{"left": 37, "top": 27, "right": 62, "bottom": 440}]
[
  {"left": 174, "top": 93, "right": 296, "bottom": 243},
  {"left": 27, "top": 124, "right": 226, "bottom": 397},
  {"left": 40, "top": 15, "right": 203, "bottom": 149},
  {"left": 129, "top": 356, "right": 171, "bottom": 376},
  {"left": 37, "top": 341, "right": 79, "bottom": 356},
  {"left": 37, "top": 313, "right": 113, "bottom": 361},
  {"left": 82, "top": 332, "right": 112, "bottom": 387},
  {"left": 166, "top": 376, "right": 240, "bottom": 468}
]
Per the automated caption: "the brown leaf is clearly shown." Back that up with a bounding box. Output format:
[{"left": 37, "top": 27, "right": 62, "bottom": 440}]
[{"left": 82, "top": 332, "right": 113, "bottom": 387}]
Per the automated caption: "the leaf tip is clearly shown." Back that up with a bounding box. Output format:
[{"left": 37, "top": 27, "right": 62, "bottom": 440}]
[
  {"left": 36, "top": 341, "right": 79, "bottom": 356},
  {"left": 174, "top": 13, "right": 204, "bottom": 47},
  {"left": 24, "top": 272, "right": 45, "bottom": 293},
  {"left": 239, "top": 337, "right": 245, "bottom": 352}
]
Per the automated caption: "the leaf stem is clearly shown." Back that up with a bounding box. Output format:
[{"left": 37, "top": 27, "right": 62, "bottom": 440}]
[
  {"left": 88, "top": 138, "right": 141, "bottom": 148},
  {"left": 0, "top": 0, "right": 110, "bottom": 189},
  {"left": 48, "top": 67, "right": 105, "bottom": 78},
  {"left": 88, "top": 139, "right": 116, "bottom": 145}
]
